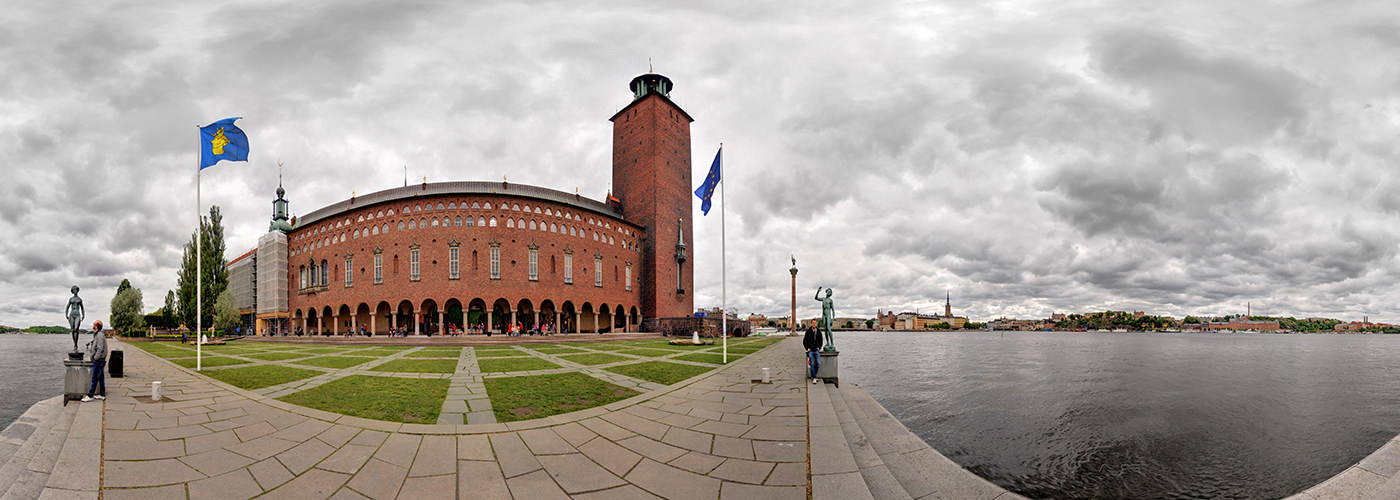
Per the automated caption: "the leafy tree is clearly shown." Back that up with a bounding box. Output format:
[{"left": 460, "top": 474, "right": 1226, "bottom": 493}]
[
  {"left": 116, "top": 278, "right": 132, "bottom": 295},
  {"left": 177, "top": 206, "right": 229, "bottom": 330},
  {"left": 213, "top": 289, "right": 239, "bottom": 332},
  {"left": 164, "top": 290, "right": 176, "bottom": 330},
  {"left": 110, "top": 283, "right": 145, "bottom": 333},
  {"left": 843, "top": 320, "right": 854, "bottom": 328},
  {"left": 865, "top": 319, "right": 875, "bottom": 329}
]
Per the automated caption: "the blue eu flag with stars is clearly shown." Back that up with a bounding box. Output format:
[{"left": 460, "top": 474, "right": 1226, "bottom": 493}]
[
  {"left": 199, "top": 117, "right": 249, "bottom": 169},
  {"left": 695, "top": 147, "right": 721, "bottom": 215}
]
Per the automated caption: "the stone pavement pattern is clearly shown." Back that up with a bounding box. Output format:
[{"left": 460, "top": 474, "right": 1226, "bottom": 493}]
[{"left": 99, "top": 337, "right": 813, "bottom": 499}]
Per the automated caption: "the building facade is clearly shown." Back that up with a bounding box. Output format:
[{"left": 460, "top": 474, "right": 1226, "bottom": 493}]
[{"left": 232, "top": 73, "right": 698, "bottom": 336}]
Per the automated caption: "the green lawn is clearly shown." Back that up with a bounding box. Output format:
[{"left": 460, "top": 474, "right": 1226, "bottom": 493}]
[
  {"left": 527, "top": 346, "right": 588, "bottom": 355},
  {"left": 606, "top": 361, "right": 714, "bottom": 385},
  {"left": 369, "top": 358, "right": 458, "bottom": 373},
  {"left": 406, "top": 348, "right": 461, "bottom": 358},
  {"left": 572, "top": 343, "right": 633, "bottom": 352},
  {"left": 672, "top": 352, "right": 742, "bottom": 365},
  {"left": 356, "top": 347, "right": 413, "bottom": 356},
  {"left": 203, "top": 365, "right": 322, "bottom": 390},
  {"left": 172, "top": 356, "right": 250, "bottom": 368},
  {"left": 484, "top": 372, "right": 638, "bottom": 422},
  {"left": 293, "top": 356, "right": 375, "bottom": 369},
  {"left": 300, "top": 347, "right": 353, "bottom": 354},
  {"left": 477, "top": 357, "right": 560, "bottom": 373},
  {"left": 278, "top": 375, "right": 449, "bottom": 423},
  {"left": 243, "top": 352, "right": 310, "bottom": 361},
  {"left": 474, "top": 348, "right": 525, "bottom": 358},
  {"left": 557, "top": 353, "right": 631, "bottom": 366},
  {"left": 618, "top": 349, "right": 677, "bottom": 358}
]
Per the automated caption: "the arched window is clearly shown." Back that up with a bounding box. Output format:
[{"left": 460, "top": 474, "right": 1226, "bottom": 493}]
[
  {"left": 415, "top": 204, "right": 422, "bottom": 212},
  {"left": 357, "top": 215, "right": 364, "bottom": 222},
  {"left": 408, "top": 219, "right": 416, "bottom": 230},
  {"left": 320, "top": 259, "right": 328, "bottom": 286},
  {"left": 371, "top": 225, "right": 379, "bottom": 235},
  {"left": 398, "top": 221, "right": 405, "bottom": 231},
  {"left": 437, "top": 202, "right": 445, "bottom": 210},
  {"left": 512, "top": 203, "right": 520, "bottom": 211},
  {"left": 382, "top": 223, "right": 389, "bottom": 234},
  {"left": 403, "top": 206, "right": 410, "bottom": 213},
  {"left": 378, "top": 210, "right": 384, "bottom": 217},
  {"left": 454, "top": 216, "right": 462, "bottom": 226},
  {"left": 550, "top": 223, "right": 557, "bottom": 233},
  {"left": 466, "top": 216, "right": 475, "bottom": 227},
  {"left": 534, "top": 207, "right": 542, "bottom": 214},
  {"left": 448, "top": 202, "right": 456, "bottom": 209},
  {"left": 569, "top": 227, "right": 576, "bottom": 236},
  {"left": 477, "top": 216, "right": 485, "bottom": 226},
  {"left": 473, "top": 202, "right": 481, "bottom": 209},
  {"left": 506, "top": 218, "right": 515, "bottom": 229},
  {"left": 529, "top": 220, "right": 537, "bottom": 230},
  {"left": 431, "top": 218, "right": 440, "bottom": 228},
  {"left": 545, "top": 208, "right": 552, "bottom": 216},
  {"left": 489, "top": 217, "right": 497, "bottom": 227},
  {"left": 353, "top": 229, "right": 360, "bottom": 239},
  {"left": 593, "top": 232, "right": 598, "bottom": 241},
  {"left": 609, "top": 236, "right": 615, "bottom": 244},
  {"left": 484, "top": 202, "right": 492, "bottom": 209},
  {"left": 523, "top": 204, "right": 530, "bottom": 212},
  {"left": 388, "top": 209, "right": 395, "bottom": 216}
]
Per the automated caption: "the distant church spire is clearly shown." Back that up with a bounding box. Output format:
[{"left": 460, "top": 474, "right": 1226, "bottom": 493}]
[
  {"left": 944, "top": 291, "right": 952, "bottom": 318},
  {"left": 269, "top": 161, "right": 293, "bottom": 233}
]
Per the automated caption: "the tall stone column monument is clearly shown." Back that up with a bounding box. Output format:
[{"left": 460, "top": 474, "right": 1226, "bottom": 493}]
[{"left": 789, "top": 256, "right": 798, "bottom": 336}]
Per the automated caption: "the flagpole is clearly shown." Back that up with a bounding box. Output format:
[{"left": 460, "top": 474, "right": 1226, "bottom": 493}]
[
  {"left": 196, "top": 126, "right": 202, "bottom": 371},
  {"left": 720, "top": 143, "right": 727, "bottom": 365}
]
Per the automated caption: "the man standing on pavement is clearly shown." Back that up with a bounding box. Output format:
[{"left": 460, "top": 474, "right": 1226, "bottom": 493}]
[
  {"left": 803, "top": 325, "right": 822, "bottom": 384},
  {"left": 81, "top": 320, "right": 108, "bottom": 402}
]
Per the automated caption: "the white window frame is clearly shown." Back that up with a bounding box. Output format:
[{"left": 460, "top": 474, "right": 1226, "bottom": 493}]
[
  {"left": 449, "top": 246, "right": 459, "bottom": 279},
  {"left": 529, "top": 249, "right": 538, "bottom": 281},
  {"left": 490, "top": 247, "right": 501, "bottom": 279},
  {"left": 374, "top": 253, "right": 383, "bottom": 284},
  {"left": 410, "top": 248, "right": 420, "bottom": 281},
  {"left": 345, "top": 257, "right": 353, "bottom": 287},
  {"left": 564, "top": 254, "right": 573, "bottom": 284},
  {"left": 595, "top": 257, "right": 603, "bottom": 287}
]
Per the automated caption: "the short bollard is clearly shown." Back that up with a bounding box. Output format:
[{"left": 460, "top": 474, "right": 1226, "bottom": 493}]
[
  {"left": 152, "top": 381, "right": 163, "bottom": 401},
  {"left": 761, "top": 367, "right": 771, "bottom": 384}
]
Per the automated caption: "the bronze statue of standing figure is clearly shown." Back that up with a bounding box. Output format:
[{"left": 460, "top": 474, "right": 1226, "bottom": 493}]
[
  {"left": 65, "top": 285, "right": 84, "bottom": 353},
  {"left": 814, "top": 287, "right": 835, "bottom": 351}
]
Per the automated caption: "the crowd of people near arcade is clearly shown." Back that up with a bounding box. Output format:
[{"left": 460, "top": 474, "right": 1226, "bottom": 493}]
[{"left": 286, "top": 320, "right": 565, "bottom": 337}]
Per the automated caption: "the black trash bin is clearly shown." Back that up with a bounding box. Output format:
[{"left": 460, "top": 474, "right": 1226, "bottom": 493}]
[{"left": 108, "top": 350, "right": 124, "bottom": 378}]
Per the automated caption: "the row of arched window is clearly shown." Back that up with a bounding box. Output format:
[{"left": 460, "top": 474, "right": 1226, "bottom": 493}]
[{"left": 292, "top": 217, "right": 636, "bottom": 259}]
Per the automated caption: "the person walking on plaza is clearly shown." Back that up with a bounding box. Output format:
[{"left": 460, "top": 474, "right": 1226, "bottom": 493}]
[
  {"left": 803, "top": 324, "right": 822, "bottom": 384},
  {"left": 81, "top": 321, "right": 108, "bottom": 402}
]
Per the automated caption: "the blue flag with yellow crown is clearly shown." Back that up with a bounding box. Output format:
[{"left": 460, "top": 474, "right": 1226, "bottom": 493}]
[
  {"left": 695, "top": 147, "right": 721, "bottom": 215},
  {"left": 199, "top": 117, "right": 249, "bottom": 169}
]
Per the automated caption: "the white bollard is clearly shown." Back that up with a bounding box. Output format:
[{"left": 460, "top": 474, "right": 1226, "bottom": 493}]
[
  {"left": 761, "top": 367, "right": 771, "bottom": 384},
  {"left": 152, "top": 381, "right": 163, "bottom": 401}
]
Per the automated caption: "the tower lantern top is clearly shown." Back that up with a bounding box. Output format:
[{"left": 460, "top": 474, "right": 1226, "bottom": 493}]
[{"left": 629, "top": 73, "right": 673, "bottom": 100}]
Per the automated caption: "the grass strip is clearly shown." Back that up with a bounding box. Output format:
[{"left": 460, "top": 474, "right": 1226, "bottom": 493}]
[
  {"left": 557, "top": 353, "right": 631, "bottom": 366},
  {"left": 605, "top": 361, "right": 714, "bottom": 385},
  {"left": 172, "top": 356, "right": 249, "bottom": 368},
  {"left": 357, "top": 347, "right": 413, "bottom": 357},
  {"left": 473, "top": 348, "right": 524, "bottom": 358},
  {"left": 369, "top": 358, "right": 458, "bottom": 373},
  {"left": 298, "top": 347, "right": 354, "bottom": 354},
  {"left": 243, "top": 352, "right": 310, "bottom": 361},
  {"left": 477, "top": 357, "right": 560, "bottom": 373},
  {"left": 406, "top": 349, "right": 461, "bottom": 358},
  {"left": 618, "top": 349, "right": 677, "bottom": 358},
  {"left": 279, "top": 375, "right": 448, "bottom": 423},
  {"left": 571, "top": 343, "right": 633, "bottom": 352},
  {"left": 293, "top": 356, "right": 374, "bottom": 369},
  {"left": 527, "top": 346, "right": 588, "bottom": 355},
  {"left": 484, "top": 372, "right": 637, "bottom": 422},
  {"left": 673, "top": 352, "right": 742, "bottom": 365},
  {"left": 202, "top": 364, "right": 322, "bottom": 390}
]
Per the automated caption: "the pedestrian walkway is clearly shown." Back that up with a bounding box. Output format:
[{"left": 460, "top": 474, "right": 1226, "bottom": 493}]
[{"left": 98, "top": 337, "right": 813, "bottom": 499}]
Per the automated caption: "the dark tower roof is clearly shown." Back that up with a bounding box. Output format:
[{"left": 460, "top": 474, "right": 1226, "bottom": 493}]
[{"left": 611, "top": 73, "right": 694, "bottom": 122}]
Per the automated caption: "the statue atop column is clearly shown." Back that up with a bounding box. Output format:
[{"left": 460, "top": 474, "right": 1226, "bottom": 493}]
[
  {"left": 65, "top": 286, "right": 84, "bottom": 353},
  {"left": 814, "top": 287, "right": 835, "bottom": 351}
]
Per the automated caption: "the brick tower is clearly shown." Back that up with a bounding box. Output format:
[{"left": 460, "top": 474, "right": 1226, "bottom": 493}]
[{"left": 611, "top": 73, "right": 694, "bottom": 326}]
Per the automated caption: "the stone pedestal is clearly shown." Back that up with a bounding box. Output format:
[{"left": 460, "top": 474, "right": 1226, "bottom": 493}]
[
  {"left": 816, "top": 350, "right": 839, "bottom": 387},
  {"left": 63, "top": 357, "right": 93, "bottom": 404}
]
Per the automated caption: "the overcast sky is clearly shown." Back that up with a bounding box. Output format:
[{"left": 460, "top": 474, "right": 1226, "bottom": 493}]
[{"left": 2, "top": 1, "right": 1398, "bottom": 328}]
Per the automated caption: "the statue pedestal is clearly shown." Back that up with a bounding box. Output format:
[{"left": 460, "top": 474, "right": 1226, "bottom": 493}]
[
  {"left": 816, "top": 350, "right": 839, "bottom": 387},
  {"left": 63, "top": 357, "right": 93, "bottom": 404}
]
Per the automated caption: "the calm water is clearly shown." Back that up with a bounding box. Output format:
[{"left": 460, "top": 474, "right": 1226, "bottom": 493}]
[
  {"left": 0, "top": 335, "right": 72, "bottom": 431},
  {"left": 839, "top": 331, "right": 1400, "bottom": 500}
]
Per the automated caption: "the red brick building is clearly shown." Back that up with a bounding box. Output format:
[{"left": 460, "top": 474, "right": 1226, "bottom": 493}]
[{"left": 244, "top": 73, "right": 698, "bottom": 336}]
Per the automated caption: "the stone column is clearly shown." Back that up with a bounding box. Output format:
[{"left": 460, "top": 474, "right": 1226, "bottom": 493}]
[
  {"left": 317, "top": 316, "right": 323, "bottom": 335},
  {"left": 439, "top": 309, "right": 445, "bottom": 336},
  {"left": 351, "top": 315, "right": 358, "bottom": 336},
  {"left": 532, "top": 310, "right": 539, "bottom": 332},
  {"left": 575, "top": 313, "right": 581, "bottom": 334},
  {"left": 789, "top": 263, "right": 798, "bottom": 336},
  {"left": 487, "top": 310, "right": 494, "bottom": 334},
  {"left": 592, "top": 313, "right": 599, "bottom": 334},
  {"left": 392, "top": 310, "right": 398, "bottom": 332},
  {"left": 371, "top": 315, "right": 376, "bottom": 337},
  {"left": 509, "top": 310, "right": 516, "bottom": 333},
  {"left": 413, "top": 305, "right": 421, "bottom": 335},
  {"left": 555, "top": 311, "right": 561, "bottom": 334}
]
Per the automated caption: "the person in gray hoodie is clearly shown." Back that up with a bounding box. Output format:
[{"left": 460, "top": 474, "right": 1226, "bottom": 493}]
[{"left": 81, "top": 320, "right": 107, "bottom": 402}]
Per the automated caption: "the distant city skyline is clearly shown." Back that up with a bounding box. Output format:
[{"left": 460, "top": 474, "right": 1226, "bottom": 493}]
[{"left": 2, "top": 1, "right": 1399, "bottom": 328}]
